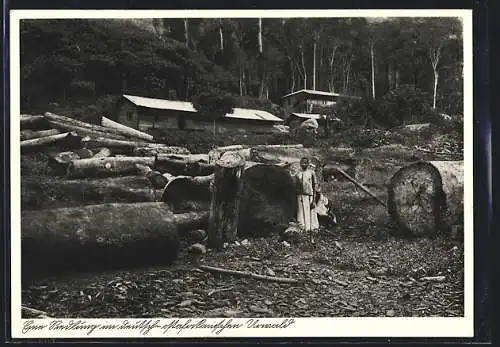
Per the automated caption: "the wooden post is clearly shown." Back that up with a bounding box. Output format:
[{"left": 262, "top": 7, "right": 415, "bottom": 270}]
[{"left": 208, "top": 152, "right": 245, "bottom": 249}]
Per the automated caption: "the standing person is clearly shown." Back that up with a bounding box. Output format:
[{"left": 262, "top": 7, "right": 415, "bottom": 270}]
[{"left": 295, "top": 157, "right": 320, "bottom": 239}]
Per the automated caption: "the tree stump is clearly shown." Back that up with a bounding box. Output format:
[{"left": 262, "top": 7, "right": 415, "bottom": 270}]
[
  {"left": 207, "top": 152, "right": 245, "bottom": 249},
  {"left": 388, "top": 160, "right": 463, "bottom": 237}
]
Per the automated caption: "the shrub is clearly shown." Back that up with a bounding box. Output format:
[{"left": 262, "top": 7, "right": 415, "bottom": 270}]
[
  {"left": 380, "top": 85, "right": 436, "bottom": 126},
  {"left": 191, "top": 87, "right": 236, "bottom": 121},
  {"left": 69, "top": 80, "right": 95, "bottom": 98}
]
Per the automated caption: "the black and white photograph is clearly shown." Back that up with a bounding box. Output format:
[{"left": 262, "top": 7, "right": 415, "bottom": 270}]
[{"left": 10, "top": 9, "right": 473, "bottom": 338}]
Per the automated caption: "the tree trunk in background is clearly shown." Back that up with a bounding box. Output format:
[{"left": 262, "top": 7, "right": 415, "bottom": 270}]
[
  {"left": 239, "top": 65, "right": 243, "bottom": 96},
  {"left": 219, "top": 26, "right": 224, "bottom": 51},
  {"left": 313, "top": 37, "right": 317, "bottom": 90},
  {"left": 289, "top": 57, "right": 296, "bottom": 92},
  {"left": 429, "top": 45, "right": 442, "bottom": 109},
  {"left": 301, "top": 47, "right": 307, "bottom": 89},
  {"left": 344, "top": 59, "right": 351, "bottom": 93},
  {"left": 432, "top": 69, "right": 439, "bottom": 109},
  {"left": 387, "top": 62, "right": 393, "bottom": 91},
  {"left": 370, "top": 41, "right": 376, "bottom": 99},
  {"left": 184, "top": 19, "right": 189, "bottom": 47},
  {"left": 258, "top": 18, "right": 263, "bottom": 54},
  {"left": 328, "top": 45, "right": 338, "bottom": 93}
]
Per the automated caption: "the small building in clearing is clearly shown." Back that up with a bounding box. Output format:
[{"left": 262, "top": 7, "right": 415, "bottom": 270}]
[{"left": 115, "top": 94, "right": 284, "bottom": 134}]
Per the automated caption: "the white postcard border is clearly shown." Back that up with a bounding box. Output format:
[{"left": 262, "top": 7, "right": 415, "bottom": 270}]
[{"left": 9, "top": 9, "right": 474, "bottom": 339}]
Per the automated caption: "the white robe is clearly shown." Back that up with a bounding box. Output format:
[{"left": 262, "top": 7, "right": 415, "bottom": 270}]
[
  {"left": 297, "top": 195, "right": 320, "bottom": 231},
  {"left": 295, "top": 169, "right": 319, "bottom": 232}
]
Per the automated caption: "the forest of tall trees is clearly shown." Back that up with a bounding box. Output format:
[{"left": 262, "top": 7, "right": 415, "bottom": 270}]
[{"left": 20, "top": 16, "right": 463, "bottom": 123}]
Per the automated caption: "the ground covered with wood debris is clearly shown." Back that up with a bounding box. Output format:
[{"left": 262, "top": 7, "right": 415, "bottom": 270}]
[
  {"left": 22, "top": 233, "right": 463, "bottom": 318},
  {"left": 22, "top": 180, "right": 464, "bottom": 318}
]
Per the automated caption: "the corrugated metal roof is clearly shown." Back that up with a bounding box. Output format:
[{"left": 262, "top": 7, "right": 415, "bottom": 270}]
[
  {"left": 281, "top": 89, "right": 361, "bottom": 100},
  {"left": 123, "top": 95, "right": 283, "bottom": 122},
  {"left": 225, "top": 108, "right": 283, "bottom": 122},
  {"left": 282, "top": 89, "right": 342, "bottom": 99},
  {"left": 123, "top": 94, "right": 197, "bottom": 113}
]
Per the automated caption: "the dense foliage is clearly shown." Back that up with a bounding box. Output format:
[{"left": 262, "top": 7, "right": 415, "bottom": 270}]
[{"left": 20, "top": 17, "right": 464, "bottom": 124}]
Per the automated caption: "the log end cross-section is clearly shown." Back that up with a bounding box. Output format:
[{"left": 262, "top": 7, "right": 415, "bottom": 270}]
[{"left": 388, "top": 161, "right": 464, "bottom": 237}]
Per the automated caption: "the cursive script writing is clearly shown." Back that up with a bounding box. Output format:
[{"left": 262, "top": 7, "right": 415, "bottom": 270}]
[{"left": 21, "top": 318, "right": 296, "bottom": 337}]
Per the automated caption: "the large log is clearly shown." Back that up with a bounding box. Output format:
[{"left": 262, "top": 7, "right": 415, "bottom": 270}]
[
  {"left": 133, "top": 146, "right": 190, "bottom": 157},
  {"left": 387, "top": 161, "right": 464, "bottom": 237},
  {"left": 47, "top": 119, "right": 129, "bottom": 141},
  {"left": 209, "top": 145, "right": 306, "bottom": 165},
  {"left": 135, "top": 164, "right": 175, "bottom": 190},
  {"left": 101, "top": 116, "right": 154, "bottom": 142},
  {"left": 81, "top": 136, "right": 149, "bottom": 153},
  {"left": 21, "top": 203, "right": 208, "bottom": 275},
  {"left": 158, "top": 153, "right": 210, "bottom": 163},
  {"left": 44, "top": 112, "right": 131, "bottom": 140},
  {"left": 208, "top": 145, "right": 249, "bottom": 163},
  {"left": 48, "top": 151, "right": 81, "bottom": 174},
  {"left": 81, "top": 137, "right": 188, "bottom": 157},
  {"left": 208, "top": 152, "right": 245, "bottom": 249},
  {"left": 93, "top": 147, "right": 113, "bottom": 158},
  {"left": 21, "top": 177, "right": 155, "bottom": 210},
  {"left": 155, "top": 155, "right": 215, "bottom": 176},
  {"left": 20, "top": 129, "right": 61, "bottom": 141},
  {"left": 249, "top": 145, "right": 321, "bottom": 165},
  {"left": 344, "top": 145, "right": 434, "bottom": 187},
  {"left": 20, "top": 132, "right": 81, "bottom": 151},
  {"left": 66, "top": 156, "right": 155, "bottom": 178},
  {"left": 238, "top": 163, "right": 297, "bottom": 237},
  {"left": 161, "top": 174, "right": 214, "bottom": 213},
  {"left": 20, "top": 115, "right": 49, "bottom": 130}
]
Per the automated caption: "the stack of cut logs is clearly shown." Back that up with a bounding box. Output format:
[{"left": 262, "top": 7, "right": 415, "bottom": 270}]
[{"left": 20, "top": 113, "right": 325, "bottom": 275}]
